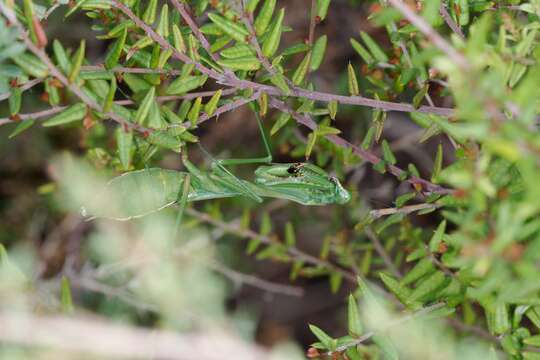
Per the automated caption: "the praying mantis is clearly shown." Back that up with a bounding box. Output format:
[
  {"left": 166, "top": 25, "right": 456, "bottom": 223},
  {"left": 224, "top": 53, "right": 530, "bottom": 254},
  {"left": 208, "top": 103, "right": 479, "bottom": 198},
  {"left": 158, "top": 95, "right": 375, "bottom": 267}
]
[{"left": 89, "top": 111, "right": 350, "bottom": 221}]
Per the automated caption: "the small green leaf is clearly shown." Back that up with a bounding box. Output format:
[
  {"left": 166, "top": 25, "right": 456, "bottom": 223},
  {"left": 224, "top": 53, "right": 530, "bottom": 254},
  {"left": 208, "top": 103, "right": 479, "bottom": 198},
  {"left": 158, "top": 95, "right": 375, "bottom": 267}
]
[
  {"left": 135, "top": 87, "right": 156, "bottom": 124},
  {"left": 142, "top": 0, "right": 158, "bottom": 24},
  {"left": 220, "top": 44, "right": 256, "bottom": 59},
  {"left": 43, "top": 103, "right": 86, "bottom": 127},
  {"left": 309, "top": 324, "right": 334, "bottom": 350},
  {"left": 381, "top": 140, "right": 397, "bottom": 165},
  {"left": 218, "top": 57, "right": 261, "bottom": 71},
  {"left": 347, "top": 62, "right": 359, "bottom": 96},
  {"left": 146, "top": 130, "right": 182, "bottom": 152},
  {"left": 208, "top": 13, "right": 249, "bottom": 43},
  {"left": 9, "top": 87, "right": 21, "bottom": 116},
  {"left": 305, "top": 132, "right": 317, "bottom": 159},
  {"left": 255, "top": 0, "right": 276, "bottom": 36},
  {"left": 270, "top": 112, "right": 291, "bottom": 135},
  {"left": 311, "top": 35, "right": 327, "bottom": 71},
  {"left": 187, "top": 97, "right": 202, "bottom": 127},
  {"left": 172, "top": 24, "right": 186, "bottom": 53},
  {"left": 315, "top": 0, "right": 331, "bottom": 21},
  {"left": 395, "top": 192, "right": 416, "bottom": 208},
  {"left": 262, "top": 8, "right": 285, "bottom": 58},
  {"left": 350, "top": 38, "right": 374, "bottom": 64},
  {"left": 166, "top": 75, "right": 208, "bottom": 95},
  {"left": 116, "top": 127, "right": 133, "bottom": 170},
  {"left": 9, "top": 119, "right": 35, "bottom": 139},
  {"left": 361, "top": 126, "right": 375, "bottom": 150},
  {"left": 156, "top": 4, "right": 169, "bottom": 37},
  {"left": 105, "top": 27, "right": 127, "bottom": 69},
  {"left": 292, "top": 52, "right": 311, "bottom": 85},
  {"left": 408, "top": 271, "right": 449, "bottom": 303},
  {"left": 328, "top": 100, "right": 338, "bottom": 120},
  {"left": 431, "top": 143, "right": 443, "bottom": 182},
  {"left": 204, "top": 90, "right": 222, "bottom": 117},
  {"left": 61, "top": 276, "right": 74, "bottom": 313},
  {"left": 11, "top": 53, "right": 48, "bottom": 78},
  {"left": 429, "top": 220, "right": 447, "bottom": 252},
  {"left": 270, "top": 73, "right": 290, "bottom": 94},
  {"left": 103, "top": 76, "right": 116, "bottom": 112},
  {"left": 401, "top": 258, "right": 435, "bottom": 286},
  {"left": 284, "top": 222, "right": 296, "bottom": 247},
  {"left": 359, "top": 31, "right": 388, "bottom": 63},
  {"left": 413, "top": 84, "right": 429, "bottom": 109},
  {"left": 68, "top": 40, "right": 85, "bottom": 83},
  {"left": 347, "top": 294, "right": 363, "bottom": 337}
]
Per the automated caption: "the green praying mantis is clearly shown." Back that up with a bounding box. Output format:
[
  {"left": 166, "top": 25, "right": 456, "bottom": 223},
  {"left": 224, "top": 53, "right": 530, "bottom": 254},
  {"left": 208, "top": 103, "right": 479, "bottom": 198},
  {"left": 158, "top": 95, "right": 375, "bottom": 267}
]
[{"left": 88, "top": 111, "right": 350, "bottom": 221}]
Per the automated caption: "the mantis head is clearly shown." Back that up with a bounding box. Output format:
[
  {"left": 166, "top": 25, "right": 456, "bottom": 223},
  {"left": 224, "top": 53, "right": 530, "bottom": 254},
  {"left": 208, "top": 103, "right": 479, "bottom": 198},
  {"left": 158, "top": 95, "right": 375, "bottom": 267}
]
[{"left": 254, "top": 163, "right": 351, "bottom": 205}]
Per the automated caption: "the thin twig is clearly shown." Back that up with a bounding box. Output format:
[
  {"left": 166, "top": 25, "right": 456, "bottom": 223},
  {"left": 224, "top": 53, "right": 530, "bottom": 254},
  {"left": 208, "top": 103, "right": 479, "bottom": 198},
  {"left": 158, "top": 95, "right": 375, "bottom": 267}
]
[
  {"left": 365, "top": 227, "right": 402, "bottom": 278},
  {"left": 369, "top": 203, "right": 441, "bottom": 219},
  {"left": 387, "top": 0, "right": 469, "bottom": 70},
  {"left": 439, "top": 3, "right": 465, "bottom": 39},
  {"left": 269, "top": 97, "right": 453, "bottom": 195},
  {"left": 0, "top": 78, "right": 43, "bottom": 101},
  {"left": 186, "top": 208, "right": 358, "bottom": 284},
  {"left": 330, "top": 302, "right": 447, "bottom": 353}
]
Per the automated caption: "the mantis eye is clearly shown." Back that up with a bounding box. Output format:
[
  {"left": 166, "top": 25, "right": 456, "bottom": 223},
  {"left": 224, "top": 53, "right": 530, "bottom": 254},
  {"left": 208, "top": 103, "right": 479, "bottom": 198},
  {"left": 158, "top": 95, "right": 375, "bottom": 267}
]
[{"left": 287, "top": 163, "right": 303, "bottom": 176}]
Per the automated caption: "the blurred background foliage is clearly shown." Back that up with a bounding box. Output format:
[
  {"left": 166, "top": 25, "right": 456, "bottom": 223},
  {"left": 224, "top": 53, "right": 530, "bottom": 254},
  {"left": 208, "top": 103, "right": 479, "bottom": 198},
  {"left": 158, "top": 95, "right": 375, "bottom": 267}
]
[{"left": 1, "top": 0, "right": 540, "bottom": 359}]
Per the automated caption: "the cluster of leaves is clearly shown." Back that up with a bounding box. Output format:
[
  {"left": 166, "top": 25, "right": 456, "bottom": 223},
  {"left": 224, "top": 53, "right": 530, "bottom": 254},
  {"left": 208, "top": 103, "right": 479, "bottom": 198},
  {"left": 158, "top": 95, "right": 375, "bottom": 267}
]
[{"left": 1, "top": 0, "right": 540, "bottom": 358}]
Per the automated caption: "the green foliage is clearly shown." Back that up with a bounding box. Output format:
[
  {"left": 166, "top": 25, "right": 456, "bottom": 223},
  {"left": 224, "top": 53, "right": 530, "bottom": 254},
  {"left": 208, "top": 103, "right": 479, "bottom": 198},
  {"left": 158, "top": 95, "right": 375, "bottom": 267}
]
[{"left": 1, "top": 0, "right": 540, "bottom": 358}]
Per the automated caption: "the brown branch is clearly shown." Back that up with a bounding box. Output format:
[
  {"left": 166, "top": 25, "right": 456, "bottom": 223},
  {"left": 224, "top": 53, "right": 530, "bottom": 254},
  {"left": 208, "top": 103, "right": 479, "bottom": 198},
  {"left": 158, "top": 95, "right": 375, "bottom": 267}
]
[
  {"left": 387, "top": 0, "right": 469, "bottom": 70},
  {"left": 269, "top": 97, "right": 453, "bottom": 195},
  {"left": 186, "top": 208, "right": 357, "bottom": 284},
  {"left": 0, "top": 78, "right": 43, "bottom": 101},
  {"left": 439, "top": 3, "right": 465, "bottom": 40},
  {"left": 369, "top": 203, "right": 441, "bottom": 219}
]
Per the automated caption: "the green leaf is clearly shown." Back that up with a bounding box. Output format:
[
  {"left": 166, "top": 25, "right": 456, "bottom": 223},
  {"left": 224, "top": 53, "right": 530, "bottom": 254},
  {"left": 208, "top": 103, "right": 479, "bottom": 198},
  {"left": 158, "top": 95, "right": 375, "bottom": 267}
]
[
  {"left": 135, "top": 87, "right": 156, "bottom": 124},
  {"left": 311, "top": 35, "right": 327, "bottom": 71},
  {"left": 11, "top": 53, "right": 48, "bottom": 78},
  {"left": 255, "top": 0, "right": 276, "bottom": 36},
  {"left": 103, "top": 76, "right": 116, "bottom": 112},
  {"left": 270, "top": 112, "right": 291, "bottom": 135},
  {"left": 347, "top": 62, "right": 359, "bottom": 96},
  {"left": 395, "top": 192, "right": 416, "bottom": 208},
  {"left": 379, "top": 273, "right": 414, "bottom": 305},
  {"left": 116, "top": 127, "right": 133, "bottom": 171},
  {"left": 204, "top": 90, "right": 222, "bottom": 116},
  {"left": 43, "top": 103, "right": 87, "bottom": 127},
  {"left": 381, "top": 140, "right": 397, "bottom": 165},
  {"left": 361, "top": 126, "right": 375, "bottom": 150},
  {"left": 166, "top": 75, "right": 208, "bottom": 95},
  {"left": 218, "top": 57, "right": 261, "bottom": 71},
  {"left": 347, "top": 294, "right": 363, "bottom": 337},
  {"left": 105, "top": 27, "right": 127, "bottom": 69},
  {"left": 431, "top": 143, "right": 443, "bottom": 182},
  {"left": 328, "top": 100, "right": 338, "bottom": 120},
  {"left": 156, "top": 4, "right": 169, "bottom": 37},
  {"left": 407, "top": 271, "right": 449, "bottom": 303},
  {"left": 413, "top": 84, "right": 429, "bottom": 109},
  {"left": 53, "top": 40, "right": 71, "bottom": 73},
  {"left": 292, "top": 52, "right": 311, "bottom": 85},
  {"left": 172, "top": 24, "right": 186, "bottom": 53},
  {"left": 309, "top": 324, "right": 334, "bottom": 350},
  {"left": 315, "top": 0, "right": 331, "bottom": 21},
  {"left": 142, "top": 0, "right": 157, "bottom": 24},
  {"left": 329, "top": 272, "right": 343, "bottom": 293},
  {"left": 9, "top": 119, "right": 35, "bottom": 139},
  {"left": 305, "top": 132, "right": 317, "bottom": 159},
  {"left": 246, "top": 0, "right": 261, "bottom": 13},
  {"left": 401, "top": 258, "right": 435, "bottom": 286},
  {"left": 284, "top": 222, "right": 296, "bottom": 247},
  {"left": 359, "top": 31, "right": 388, "bottom": 63},
  {"left": 61, "top": 276, "right": 74, "bottom": 313},
  {"left": 262, "top": 8, "right": 285, "bottom": 58},
  {"left": 429, "top": 220, "right": 447, "bottom": 252},
  {"left": 270, "top": 72, "right": 290, "bottom": 94},
  {"left": 350, "top": 38, "right": 374, "bottom": 64},
  {"left": 187, "top": 97, "right": 202, "bottom": 127},
  {"left": 146, "top": 130, "right": 182, "bottom": 152},
  {"left": 208, "top": 13, "right": 249, "bottom": 43},
  {"left": 68, "top": 40, "right": 85, "bottom": 83},
  {"left": 9, "top": 87, "right": 21, "bottom": 116},
  {"left": 220, "top": 44, "right": 256, "bottom": 59}
]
